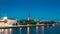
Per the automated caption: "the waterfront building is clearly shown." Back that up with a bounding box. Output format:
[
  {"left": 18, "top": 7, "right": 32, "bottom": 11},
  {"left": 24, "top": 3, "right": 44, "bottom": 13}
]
[{"left": 0, "top": 16, "right": 17, "bottom": 26}]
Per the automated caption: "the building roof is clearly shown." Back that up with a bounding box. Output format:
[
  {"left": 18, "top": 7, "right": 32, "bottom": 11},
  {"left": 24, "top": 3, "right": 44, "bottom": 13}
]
[
  {"left": 0, "top": 18, "right": 16, "bottom": 20},
  {"left": 8, "top": 18, "right": 16, "bottom": 20}
]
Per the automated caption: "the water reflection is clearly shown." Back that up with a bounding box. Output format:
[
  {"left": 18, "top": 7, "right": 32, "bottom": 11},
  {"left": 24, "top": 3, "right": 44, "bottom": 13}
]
[
  {"left": 36, "top": 26, "right": 38, "bottom": 34},
  {"left": 21, "top": 27, "right": 27, "bottom": 34},
  {"left": 42, "top": 26, "right": 44, "bottom": 34},
  {"left": 9, "top": 29, "right": 11, "bottom": 34},
  {"left": 20, "top": 28, "right": 22, "bottom": 34},
  {"left": 27, "top": 27, "right": 30, "bottom": 34},
  {"left": 1, "top": 24, "right": 60, "bottom": 34},
  {"left": 12, "top": 28, "right": 20, "bottom": 34},
  {"left": 0, "top": 28, "right": 12, "bottom": 34},
  {"left": 30, "top": 26, "right": 36, "bottom": 34}
]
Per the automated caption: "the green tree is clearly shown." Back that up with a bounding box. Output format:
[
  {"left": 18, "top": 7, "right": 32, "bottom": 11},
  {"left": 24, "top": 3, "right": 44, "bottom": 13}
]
[{"left": 4, "top": 20, "right": 8, "bottom": 23}]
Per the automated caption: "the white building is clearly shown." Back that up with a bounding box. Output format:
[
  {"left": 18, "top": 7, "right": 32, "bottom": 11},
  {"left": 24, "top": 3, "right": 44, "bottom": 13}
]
[{"left": 0, "top": 16, "right": 17, "bottom": 26}]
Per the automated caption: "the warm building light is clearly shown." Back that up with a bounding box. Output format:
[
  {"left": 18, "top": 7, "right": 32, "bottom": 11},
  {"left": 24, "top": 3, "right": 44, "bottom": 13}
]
[{"left": 3, "top": 16, "right": 8, "bottom": 20}]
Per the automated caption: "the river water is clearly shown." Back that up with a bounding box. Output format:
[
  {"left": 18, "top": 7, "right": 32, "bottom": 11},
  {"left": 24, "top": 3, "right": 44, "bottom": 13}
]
[
  {"left": 11, "top": 24, "right": 60, "bottom": 34},
  {"left": 0, "top": 24, "right": 60, "bottom": 34}
]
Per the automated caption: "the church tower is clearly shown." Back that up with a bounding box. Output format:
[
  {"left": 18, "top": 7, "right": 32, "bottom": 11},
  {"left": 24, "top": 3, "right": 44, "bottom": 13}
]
[
  {"left": 28, "top": 12, "right": 30, "bottom": 22},
  {"left": 34, "top": 16, "right": 37, "bottom": 22}
]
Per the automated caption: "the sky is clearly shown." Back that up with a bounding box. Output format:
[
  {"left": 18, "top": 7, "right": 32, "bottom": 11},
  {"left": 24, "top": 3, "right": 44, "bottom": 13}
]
[{"left": 0, "top": 0, "right": 60, "bottom": 21}]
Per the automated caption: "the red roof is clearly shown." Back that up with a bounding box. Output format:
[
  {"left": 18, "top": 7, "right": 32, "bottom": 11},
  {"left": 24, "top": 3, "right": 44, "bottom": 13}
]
[{"left": 8, "top": 18, "right": 16, "bottom": 20}]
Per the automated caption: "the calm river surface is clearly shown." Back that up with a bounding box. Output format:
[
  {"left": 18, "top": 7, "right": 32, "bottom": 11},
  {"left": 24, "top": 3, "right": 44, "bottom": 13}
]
[{"left": 11, "top": 24, "right": 60, "bottom": 34}]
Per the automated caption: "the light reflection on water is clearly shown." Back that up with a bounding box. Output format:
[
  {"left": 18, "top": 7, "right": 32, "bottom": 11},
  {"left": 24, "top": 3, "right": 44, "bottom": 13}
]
[
  {"left": 0, "top": 24, "right": 60, "bottom": 34},
  {"left": 11, "top": 25, "right": 55, "bottom": 34}
]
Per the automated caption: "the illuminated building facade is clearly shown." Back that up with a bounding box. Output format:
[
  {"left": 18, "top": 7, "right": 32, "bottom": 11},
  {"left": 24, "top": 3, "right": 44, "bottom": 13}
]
[{"left": 0, "top": 16, "right": 17, "bottom": 26}]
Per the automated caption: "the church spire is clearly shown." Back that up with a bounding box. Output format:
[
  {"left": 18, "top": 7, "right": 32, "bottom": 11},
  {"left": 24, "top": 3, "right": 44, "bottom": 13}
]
[{"left": 28, "top": 12, "right": 30, "bottom": 21}]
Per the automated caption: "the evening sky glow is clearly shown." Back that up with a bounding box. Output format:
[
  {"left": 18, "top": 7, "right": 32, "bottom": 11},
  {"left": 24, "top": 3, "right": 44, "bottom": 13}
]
[{"left": 0, "top": 0, "right": 60, "bottom": 21}]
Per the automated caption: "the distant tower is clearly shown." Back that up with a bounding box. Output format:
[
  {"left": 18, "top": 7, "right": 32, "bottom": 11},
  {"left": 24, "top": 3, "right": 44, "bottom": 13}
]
[
  {"left": 28, "top": 12, "right": 30, "bottom": 22},
  {"left": 34, "top": 16, "right": 37, "bottom": 22}
]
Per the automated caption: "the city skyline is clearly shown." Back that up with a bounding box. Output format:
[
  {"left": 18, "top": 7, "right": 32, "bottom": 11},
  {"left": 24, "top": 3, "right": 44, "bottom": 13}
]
[{"left": 0, "top": 0, "right": 60, "bottom": 21}]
